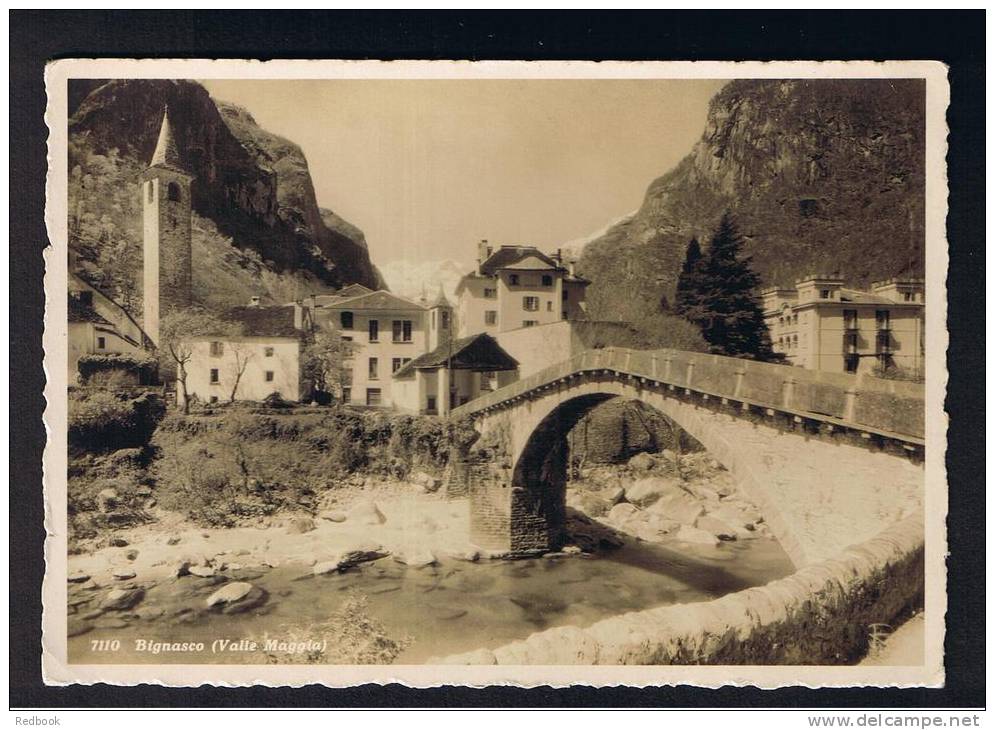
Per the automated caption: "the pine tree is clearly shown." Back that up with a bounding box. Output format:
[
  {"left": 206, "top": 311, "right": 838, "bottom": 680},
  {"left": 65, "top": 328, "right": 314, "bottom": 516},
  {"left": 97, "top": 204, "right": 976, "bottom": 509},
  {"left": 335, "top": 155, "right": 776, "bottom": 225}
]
[
  {"left": 685, "top": 213, "right": 775, "bottom": 360},
  {"left": 674, "top": 238, "right": 705, "bottom": 317}
]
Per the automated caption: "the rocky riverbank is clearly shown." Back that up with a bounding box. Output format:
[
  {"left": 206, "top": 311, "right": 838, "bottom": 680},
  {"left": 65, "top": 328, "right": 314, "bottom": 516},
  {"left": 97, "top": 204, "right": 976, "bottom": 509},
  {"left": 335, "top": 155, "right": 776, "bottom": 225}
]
[
  {"left": 66, "top": 454, "right": 783, "bottom": 650},
  {"left": 567, "top": 450, "right": 774, "bottom": 549}
]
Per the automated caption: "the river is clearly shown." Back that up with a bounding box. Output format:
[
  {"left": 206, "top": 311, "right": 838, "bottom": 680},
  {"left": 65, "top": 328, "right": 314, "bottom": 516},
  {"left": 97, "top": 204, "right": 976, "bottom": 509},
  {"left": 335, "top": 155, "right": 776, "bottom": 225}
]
[{"left": 67, "top": 532, "right": 793, "bottom": 664}]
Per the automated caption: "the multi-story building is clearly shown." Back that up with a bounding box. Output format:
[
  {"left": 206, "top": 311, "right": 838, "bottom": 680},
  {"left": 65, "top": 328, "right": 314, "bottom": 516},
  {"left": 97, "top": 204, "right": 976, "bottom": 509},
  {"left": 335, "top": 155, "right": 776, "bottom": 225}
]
[
  {"left": 762, "top": 276, "right": 925, "bottom": 376},
  {"left": 454, "top": 241, "right": 589, "bottom": 338},
  {"left": 308, "top": 285, "right": 452, "bottom": 408}
]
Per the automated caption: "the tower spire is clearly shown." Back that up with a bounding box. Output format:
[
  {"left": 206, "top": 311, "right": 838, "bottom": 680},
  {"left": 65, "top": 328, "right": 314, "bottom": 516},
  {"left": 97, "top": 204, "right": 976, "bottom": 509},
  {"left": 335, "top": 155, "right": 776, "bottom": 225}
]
[{"left": 149, "top": 105, "right": 186, "bottom": 172}]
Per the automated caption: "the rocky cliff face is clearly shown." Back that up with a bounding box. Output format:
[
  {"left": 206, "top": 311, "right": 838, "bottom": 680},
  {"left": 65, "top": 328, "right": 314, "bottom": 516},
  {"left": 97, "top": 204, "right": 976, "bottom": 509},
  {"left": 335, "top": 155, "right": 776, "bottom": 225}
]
[
  {"left": 68, "top": 79, "right": 384, "bottom": 300},
  {"left": 578, "top": 79, "right": 925, "bottom": 321}
]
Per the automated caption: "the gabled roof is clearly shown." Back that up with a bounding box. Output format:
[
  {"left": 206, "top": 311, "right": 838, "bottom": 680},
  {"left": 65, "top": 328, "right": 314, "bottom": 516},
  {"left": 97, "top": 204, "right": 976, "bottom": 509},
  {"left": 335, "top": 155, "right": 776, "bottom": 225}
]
[
  {"left": 322, "top": 289, "right": 427, "bottom": 312},
  {"left": 147, "top": 106, "right": 189, "bottom": 175},
  {"left": 393, "top": 333, "right": 518, "bottom": 378},
  {"left": 68, "top": 293, "right": 111, "bottom": 325},
  {"left": 480, "top": 246, "right": 562, "bottom": 276},
  {"left": 336, "top": 283, "right": 374, "bottom": 299},
  {"left": 224, "top": 305, "right": 301, "bottom": 337}
]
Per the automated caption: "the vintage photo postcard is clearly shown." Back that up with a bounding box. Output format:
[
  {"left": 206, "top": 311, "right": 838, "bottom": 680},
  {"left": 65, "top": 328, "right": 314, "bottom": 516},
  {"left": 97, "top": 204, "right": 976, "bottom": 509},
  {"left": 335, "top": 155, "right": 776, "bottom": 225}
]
[{"left": 42, "top": 59, "right": 948, "bottom": 689}]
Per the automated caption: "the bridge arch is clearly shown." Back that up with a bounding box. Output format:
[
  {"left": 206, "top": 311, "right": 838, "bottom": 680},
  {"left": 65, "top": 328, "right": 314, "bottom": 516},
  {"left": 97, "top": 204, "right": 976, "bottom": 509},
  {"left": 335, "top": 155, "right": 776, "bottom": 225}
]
[{"left": 457, "top": 352, "right": 924, "bottom": 568}]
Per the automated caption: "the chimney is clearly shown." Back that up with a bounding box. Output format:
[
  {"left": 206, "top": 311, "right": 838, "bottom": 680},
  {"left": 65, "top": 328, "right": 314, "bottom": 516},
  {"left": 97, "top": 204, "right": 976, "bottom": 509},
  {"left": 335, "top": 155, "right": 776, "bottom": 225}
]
[
  {"left": 568, "top": 259, "right": 576, "bottom": 276},
  {"left": 477, "top": 239, "right": 491, "bottom": 275},
  {"left": 249, "top": 295, "right": 261, "bottom": 307},
  {"left": 553, "top": 248, "right": 563, "bottom": 265}
]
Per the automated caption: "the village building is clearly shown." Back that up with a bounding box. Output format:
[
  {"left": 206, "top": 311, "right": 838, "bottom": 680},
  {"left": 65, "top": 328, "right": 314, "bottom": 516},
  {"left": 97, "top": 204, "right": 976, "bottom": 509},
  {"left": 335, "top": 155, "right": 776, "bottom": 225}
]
[
  {"left": 391, "top": 333, "right": 519, "bottom": 416},
  {"left": 182, "top": 302, "right": 314, "bottom": 405},
  {"left": 762, "top": 276, "right": 925, "bottom": 376},
  {"left": 306, "top": 286, "right": 452, "bottom": 408},
  {"left": 454, "top": 241, "right": 589, "bottom": 338}
]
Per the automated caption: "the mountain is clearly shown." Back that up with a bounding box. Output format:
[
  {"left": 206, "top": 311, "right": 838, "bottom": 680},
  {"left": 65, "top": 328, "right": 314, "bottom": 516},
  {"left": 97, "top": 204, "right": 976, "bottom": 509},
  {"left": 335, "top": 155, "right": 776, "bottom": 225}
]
[
  {"left": 578, "top": 79, "right": 925, "bottom": 322},
  {"left": 67, "top": 79, "right": 384, "bottom": 314},
  {"left": 379, "top": 259, "right": 466, "bottom": 304}
]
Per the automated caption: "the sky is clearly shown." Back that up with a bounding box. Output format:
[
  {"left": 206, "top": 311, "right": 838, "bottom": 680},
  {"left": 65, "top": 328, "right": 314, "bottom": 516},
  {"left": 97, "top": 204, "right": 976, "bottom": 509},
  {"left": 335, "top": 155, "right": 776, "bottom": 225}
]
[{"left": 200, "top": 79, "right": 726, "bottom": 271}]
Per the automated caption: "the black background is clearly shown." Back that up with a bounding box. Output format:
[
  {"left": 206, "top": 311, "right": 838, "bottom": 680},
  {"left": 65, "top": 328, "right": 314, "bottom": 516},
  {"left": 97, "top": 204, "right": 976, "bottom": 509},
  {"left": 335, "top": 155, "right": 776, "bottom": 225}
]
[{"left": 9, "top": 10, "right": 985, "bottom": 709}]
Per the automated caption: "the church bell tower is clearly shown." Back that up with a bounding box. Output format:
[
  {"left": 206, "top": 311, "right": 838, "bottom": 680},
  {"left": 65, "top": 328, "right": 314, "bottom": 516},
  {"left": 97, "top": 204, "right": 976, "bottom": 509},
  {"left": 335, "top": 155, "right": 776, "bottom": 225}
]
[{"left": 141, "top": 106, "right": 193, "bottom": 346}]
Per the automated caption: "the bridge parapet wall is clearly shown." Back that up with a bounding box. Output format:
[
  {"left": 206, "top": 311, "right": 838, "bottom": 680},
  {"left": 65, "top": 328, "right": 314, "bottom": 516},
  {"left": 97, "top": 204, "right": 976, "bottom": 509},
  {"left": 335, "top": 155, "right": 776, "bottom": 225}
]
[{"left": 453, "top": 347, "right": 924, "bottom": 443}]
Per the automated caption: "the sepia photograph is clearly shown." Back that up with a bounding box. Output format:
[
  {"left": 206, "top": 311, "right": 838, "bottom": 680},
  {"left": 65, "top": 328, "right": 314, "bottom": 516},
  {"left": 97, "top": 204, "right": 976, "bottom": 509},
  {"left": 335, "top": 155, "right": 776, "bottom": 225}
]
[{"left": 40, "top": 58, "right": 949, "bottom": 689}]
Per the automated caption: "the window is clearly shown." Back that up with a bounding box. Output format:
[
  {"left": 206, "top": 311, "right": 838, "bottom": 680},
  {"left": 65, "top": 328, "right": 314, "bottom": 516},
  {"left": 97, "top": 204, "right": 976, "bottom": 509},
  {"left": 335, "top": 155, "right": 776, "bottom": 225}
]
[
  {"left": 96, "top": 336, "right": 106, "bottom": 350},
  {"left": 845, "top": 354, "right": 859, "bottom": 373},
  {"left": 546, "top": 301, "right": 553, "bottom": 312},
  {"left": 562, "top": 289, "right": 569, "bottom": 301},
  {"left": 392, "top": 357, "right": 402, "bottom": 373},
  {"left": 483, "top": 288, "right": 497, "bottom": 299},
  {"left": 426, "top": 396, "right": 437, "bottom": 413},
  {"left": 341, "top": 387, "right": 351, "bottom": 403},
  {"left": 820, "top": 289, "right": 831, "bottom": 299},
  {"left": 541, "top": 275, "right": 553, "bottom": 287},
  {"left": 903, "top": 291, "right": 914, "bottom": 302},
  {"left": 264, "top": 346, "right": 275, "bottom": 357},
  {"left": 561, "top": 311, "right": 568, "bottom": 320},
  {"left": 368, "top": 357, "right": 379, "bottom": 380},
  {"left": 793, "top": 335, "right": 798, "bottom": 346},
  {"left": 523, "top": 296, "right": 539, "bottom": 311},
  {"left": 485, "top": 310, "right": 497, "bottom": 325},
  {"left": 523, "top": 320, "right": 539, "bottom": 328},
  {"left": 209, "top": 368, "right": 219, "bottom": 384},
  {"left": 265, "top": 371, "right": 274, "bottom": 383},
  {"left": 392, "top": 320, "right": 413, "bottom": 342},
  {"left": 146, "top": 182, "right": 154, "bottom": 203},
  {"left": 875, "top": 309, "right": 890, "bottom": 330},
  {"left": 441, "top": 310, "right": 450, "bottom": 329},
  {"left": 167, "top": 182, "right": 181, "bottom": 202},
  {"left": 509, "top": 274, "right": 519, "bottom": 286},
  {"left": 843, "top": 309, "right": 858, "bottom": 330},
  {"left": 368, "top": 319, "right": 379, "bottom": 342},
  {"left": 793, "top": 313, "right": 799, "bottom": 325},
  {"left": 209, "top": 396, "right": 219, "bottom": 404},
  {"left": 366, "top": 388, "right": 382, "bottom": 407},
  {"left": 210, "top": 341, "right": 224, "bottom": 357},
  {"left": 340, "top": 311, "right": 354, "bottom": 329}
]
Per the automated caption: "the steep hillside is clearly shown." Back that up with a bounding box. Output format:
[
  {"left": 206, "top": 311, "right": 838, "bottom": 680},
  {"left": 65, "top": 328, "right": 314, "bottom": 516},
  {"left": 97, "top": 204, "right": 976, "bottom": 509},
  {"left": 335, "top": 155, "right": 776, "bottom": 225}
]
[
  {"left": 578, "top": 79, "right": 925, "bottom": 322},
  {"left": 67, "top": 79, "right": 383, "bottom": 314}
]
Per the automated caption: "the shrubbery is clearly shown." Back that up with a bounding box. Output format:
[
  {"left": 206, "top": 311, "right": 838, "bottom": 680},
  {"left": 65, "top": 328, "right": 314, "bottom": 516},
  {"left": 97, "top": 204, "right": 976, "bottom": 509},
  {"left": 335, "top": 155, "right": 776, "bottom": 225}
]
[
  {"left": 151, "top": 407, "right": 464, "bottom": 527},
  {"left": 68, "top": 388, "right": 166, "bottom": 452},
  {"left": 77, "top": 352, "right": 158, "bottom": 386}
]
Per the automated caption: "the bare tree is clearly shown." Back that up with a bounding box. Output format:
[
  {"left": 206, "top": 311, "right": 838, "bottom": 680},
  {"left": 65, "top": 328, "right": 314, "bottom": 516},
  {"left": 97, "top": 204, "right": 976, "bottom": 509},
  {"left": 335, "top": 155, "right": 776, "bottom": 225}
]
[{"left": 227, "top": 342, "right": 253, "bottom": 403}]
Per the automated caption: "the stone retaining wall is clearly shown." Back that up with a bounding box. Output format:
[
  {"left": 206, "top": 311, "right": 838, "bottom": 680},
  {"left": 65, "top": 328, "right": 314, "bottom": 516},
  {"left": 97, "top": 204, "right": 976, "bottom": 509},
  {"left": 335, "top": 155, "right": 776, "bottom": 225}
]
[{"left": 431, "top": 514, "right": 924, "bottom": 665}]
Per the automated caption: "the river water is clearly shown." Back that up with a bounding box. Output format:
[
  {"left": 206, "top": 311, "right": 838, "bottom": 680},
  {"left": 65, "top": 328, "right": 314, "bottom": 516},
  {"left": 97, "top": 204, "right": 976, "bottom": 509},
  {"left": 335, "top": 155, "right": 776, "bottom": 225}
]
[{"left": 68, "top": 534, "right": 793, "bottom": 664}]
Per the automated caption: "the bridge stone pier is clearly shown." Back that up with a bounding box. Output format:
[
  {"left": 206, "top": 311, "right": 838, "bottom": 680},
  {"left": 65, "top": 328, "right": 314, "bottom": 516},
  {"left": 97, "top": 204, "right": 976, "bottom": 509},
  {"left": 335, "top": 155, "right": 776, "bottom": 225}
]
[{"left": 449, "top": 347, "right": 925, "bottom": 568}]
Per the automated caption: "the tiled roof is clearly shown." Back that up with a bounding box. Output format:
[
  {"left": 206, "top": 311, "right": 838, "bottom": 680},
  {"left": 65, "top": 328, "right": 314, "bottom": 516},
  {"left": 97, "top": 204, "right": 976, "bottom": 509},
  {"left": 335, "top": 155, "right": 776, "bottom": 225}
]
[
  {"left": 393, "top": 333, "right": 518, "bottom": 378},
  {"left": 336, "top": 283, "right": 374, "bottom": 299},
  {"left": 480, "top": 246, "right": 561, "bottom": 276},
  {"left": 322, "top": 290, "right": 427, "bottom": 312},
  {"left": 68, "top": 294, "right": 110, "bottom": 324},
  {"left": 224, "top": 306, "right": 301, "bottom": 337}
]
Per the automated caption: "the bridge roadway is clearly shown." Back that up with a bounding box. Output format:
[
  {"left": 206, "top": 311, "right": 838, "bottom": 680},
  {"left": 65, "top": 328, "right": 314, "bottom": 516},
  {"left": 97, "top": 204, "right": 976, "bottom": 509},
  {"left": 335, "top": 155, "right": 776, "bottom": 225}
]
[{"left": 449, "top": 347, "right": 925, "bottom": 568}]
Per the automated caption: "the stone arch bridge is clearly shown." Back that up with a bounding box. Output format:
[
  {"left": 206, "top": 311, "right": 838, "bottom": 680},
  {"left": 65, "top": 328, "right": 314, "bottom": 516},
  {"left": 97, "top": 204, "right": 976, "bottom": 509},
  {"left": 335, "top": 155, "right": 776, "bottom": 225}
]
[{"left": 448, "top": 347, "right": 925, "bottom": 568}]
